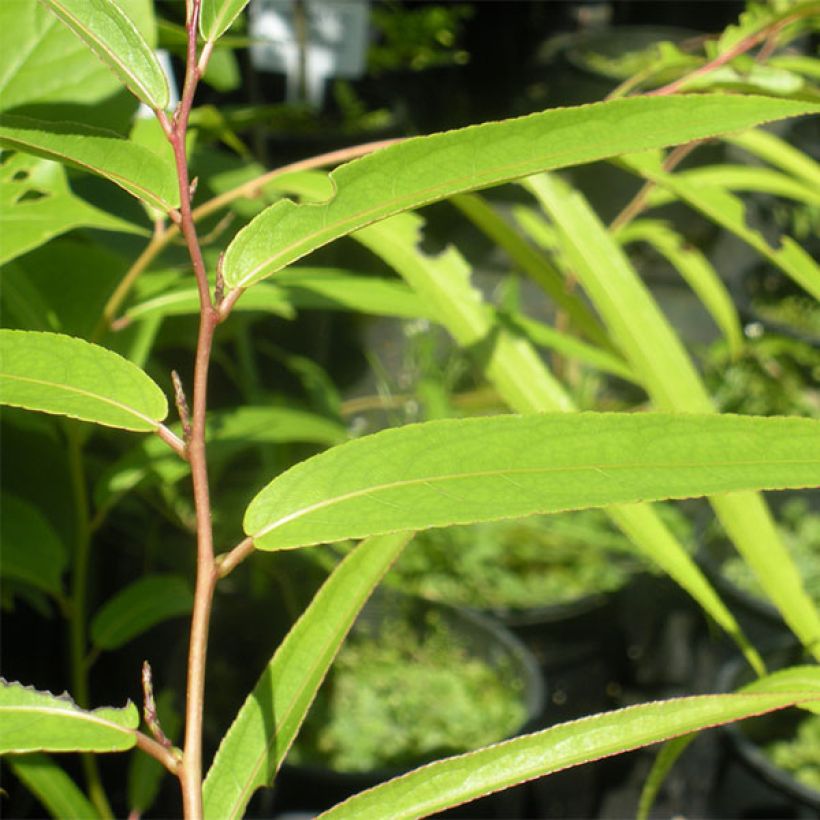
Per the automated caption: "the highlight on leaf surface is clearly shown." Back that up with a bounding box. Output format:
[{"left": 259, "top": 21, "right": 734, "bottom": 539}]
[
  {"left": 0, "top": 679, "right": 138, "bottom": 754},
  {"left": 0, "top": 330, "right": 168, "bottom": 432},
  {"left": 38, "top": 0, "right": 170, "bottom": 110},
  {"left": 244, "top": 412, "right": 820, "bottom": 552}
]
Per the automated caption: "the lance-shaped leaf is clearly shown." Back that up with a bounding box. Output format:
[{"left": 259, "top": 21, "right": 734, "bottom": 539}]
[
  {"left": 223, "top": 95, "right": 820, "bottom": 289},
  {"left": 7, "top": 754, "right": 98, "bottom": 820},
  {"left": 203, "top": 531, "right": 413, "bottom": 820},
  {"left": 90, "top": 574, "right": 193, "bottom": 650},
  {"left": 200, "top": 0, "right": 250, "bottom": 42},
  {"left": 244, "top": 413, "right": 820, "bottom": 552},
  {"left": 355, "top": 211, "right": 763, "bottom": 672},
  {"left": 615, "top": 219, "right": 744, "bottom": 359},
  {"left": 0, "top": 680, "right": 138, "bottom": 753},
  {"left": 0, "top": 115, "right": 179, "bottom": 211},
  {"left": 0, "top": 330, "right": 168, "bottom": 432},
  {"left": 528, "top": 172, "right": 820, "bottom": 657},
  {"left": 618, "top": 153, "right": 820, "bottom": 302},
  {"left": 320, "top": 671, "right": 820, "bottom": 819},
  {"left": 39, "top": 0, "right": 169, "bottom": 110}
]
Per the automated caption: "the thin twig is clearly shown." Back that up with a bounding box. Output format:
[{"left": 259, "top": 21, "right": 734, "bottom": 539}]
[
  {"left": 135, "top": 730, "right": 182, "bottom": 774},
  {"left": 154, "top": 424, "right": 187, "bottom": 458},
  {"left": 215, "top": 536, "right": 255, "bottom": 579}
]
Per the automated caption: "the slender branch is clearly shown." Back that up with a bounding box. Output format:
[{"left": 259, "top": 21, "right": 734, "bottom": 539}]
[
  {"left": 608, "top": 141, "right": 701, "bottom": 234},
  {"left": 134, "top": 730, "right": 182, "bottom": 775},
  {"left": 215, "top": 536, "right": 255, "bottom": 579},
  {"left": 155, "top": 423, "right": 187, "bottom": 458}
]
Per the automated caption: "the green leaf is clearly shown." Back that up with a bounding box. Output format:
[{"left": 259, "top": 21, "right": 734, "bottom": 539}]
[
  {"left": 643, "top": 165, "right": 820, "bottom": 209},
  {"left": 39, "top": 0, "right": 170, "bottom": 110},
  {"left": 90, "top": 574, "right": 193, "bottom": 650},
  {"left": 320, "top": 675, "right": 820, "bottom": 819},
  {"left": 353, "top": 210, "right": 763, "bottom": 672},
  {"left": 223, "top": 95, "right": 820, "bottom": 289},
  {"left": 244, "top": 413, "right": 820, "bottom": 552},
  {"left": 618, "top": 153, "right": 820, "bottom": 302},
  {"left": 529, "top": 172, "right": 820, "bottom": 657},
  {"left": 449, "top": 192, "right": 610, "bottom": 348},
  {"left": 0, "top": 115, "right": 179, "bottom": 211},
  {"left": 638, "top": 736, "right": 694, "bottom": 820},
  {"left": 0, "top": 680, "right": 138, "bottom": 753},
  {"left": 7, "top": 753, "right": 99, "bottom": 820},
  {"left": 124, "top": 269, "right": 428, "bottom": 323},
  {"left": 0, "top": 493, "right": 67, "bottom": 598},
  {"left": 203, "top": 531, "right": 413, "bottom": 820},
  {"left": 615, "top": 219, "right": 744, "bottom": 359},
  {"left": 726, "top": 127, "right": 820, "bottom": 191},
  {"left": 0, "top": 153, "right": 144, "bottom": 267},
  {"left": 0, "top": 330, "right": 168, "bottom": 432},
  {"left": 200, "top": 0, "right": 250, "bottom": 42},
  {"left": 0, "top": 1, "right": 124, "bottom": 116}
]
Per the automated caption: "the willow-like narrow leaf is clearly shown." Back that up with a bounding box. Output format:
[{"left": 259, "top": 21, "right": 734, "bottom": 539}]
[
  {"left": 200, "top": 0, "right": 250, "bottom": 42},
  {"left": 0, "top": 330, "right": 168, "bottom": 432},
  {"left": 203, "top": 531, "right": 413, "bottom": 820},
  {"left": 223, "top": 95, "right": 820, "bottom": 289},
  {"left": 39, "top": 0, "right": 169, "bottom": 110},
  {"left": 8, "top": 754, "right": 99, "bottom": 820},
  {"left": 243, "top": 413, "right": 820, "bottom": 552},
  {"left": 320, "top": 681, "right": 820, "bottom": 819}
]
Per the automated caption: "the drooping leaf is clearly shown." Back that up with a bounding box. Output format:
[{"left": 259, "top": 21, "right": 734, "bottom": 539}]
[
  {"left": 0, "top": 493, "right": 67, "bottom": 598},
  {"left": 222, "top": 95, "right": 820, "bottom": 289},
  {"left": 200, "top": 0, "right": 250, "bottom": 42},
  {"left": 0, "top": 330, "right": 168, "bottom": 432},
  {"left": 319, "top": 674, "right": 820, "bottom": 819},
  {"left": 0, "top": 153, "right": 143, "bottom": 267},
  {"left": 38, "top": 0, "right": 170, "bottom": 110},
  {"left": 244, "top": 413, "right": 820, "bottom": 552},
  {"left": 618, "top": 153, "right": 820, "bottom": 302},
  {"left": 7, "top": 753, "right": 99, "bottom": 820},
  {"left": 203, "top": 531, "right": 413, "bottom": 820},
  {"left": 726, "top": 127, "right": 820, "bottom": 191},
  {"left": 90, "top": 574, "right": 193, "bottom": 650},
  {"left": 354, "top": 210, "right": 764, "bottom": 672},
  {"left": 528, "top": 172, "right": 820, "bottom": 658},
  {"left": 0, "top": 680, "right": 138, "bottom": 753},
  {"left": 0, "top": 115, "right": 179, "bottom": 211},
  {"left": 615, "top": 219, "right": 744, "bottom": 359}
]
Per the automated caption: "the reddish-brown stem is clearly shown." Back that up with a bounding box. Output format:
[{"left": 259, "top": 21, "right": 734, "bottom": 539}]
[
  {"left": 215, "top": 536, "right": 255, "bottom": 579},
  {"left": 645, "top": 9, "right": 809, "bottom": 97},
  {"left": 158, "top": 3, "right": 221, "bottom": 817},
  {"left": 155, "top": 424, "right": 187, "bottom": 458},
  {"left": 134, "top": 730, "right": 181, "bottom": 774}
]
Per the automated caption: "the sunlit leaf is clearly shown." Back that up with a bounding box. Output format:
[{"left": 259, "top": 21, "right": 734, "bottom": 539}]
[
  {"left": 0, "top": 115, "right": 179, "bottom": 211},
  {"left": 223, "top": 95, "right": 820, "bottom": 289},
  {"left": 200, "top": 0, "right": 250, "bottom": 42},
  {"left": 203, "top": 532, "right": 413, "bottom": 820},
  {"left": 0, "top": 330, "right": 168, "bottom": 432},
  {"left": 244, "top": 413, "right": 820, "bottom": 552},
  {"left": 320, "top": 673, "right": 820, "bottom": 819},
  {"left": 0, "top": 680, "right": 138, "bottom": 753},
  {"left": 39, "top": 0, "right": 169, "bottom": 109}
]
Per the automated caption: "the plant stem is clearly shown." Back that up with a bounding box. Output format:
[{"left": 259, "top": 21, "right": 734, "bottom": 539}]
[
  {"left": 102, "top": 139, "right": 401, "bottom": 330},
  {"left": 66, "top": 423, "right": 114, "bottom": 820}
]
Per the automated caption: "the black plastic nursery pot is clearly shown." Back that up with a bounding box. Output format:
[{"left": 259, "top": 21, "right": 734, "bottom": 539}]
[
  {"left": 711, "top": 646, "right": 820, "bottom": 819},
  {"left": 256, "top": 591, "right": 544, "bottom": 819}
]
